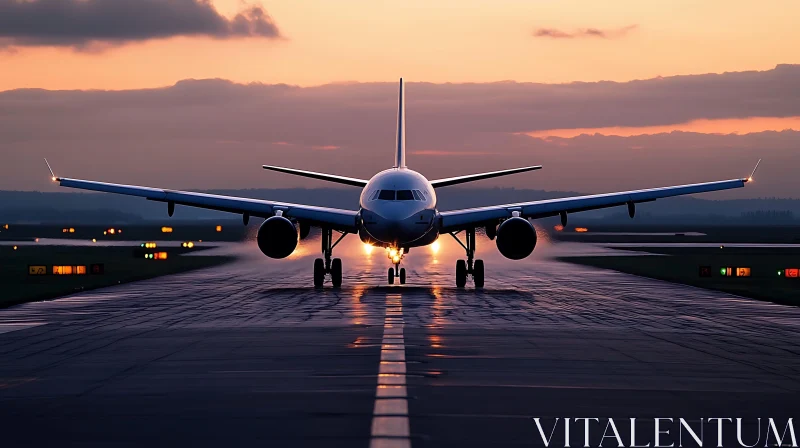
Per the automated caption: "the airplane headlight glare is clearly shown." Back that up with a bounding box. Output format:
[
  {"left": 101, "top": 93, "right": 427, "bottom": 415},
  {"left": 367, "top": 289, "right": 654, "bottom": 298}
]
[
  {"left": 363, "top": 243, "right": 374, "bottom": 255},
  {"left": 430, "top": 241, "right": 440, "bottom": 254}
]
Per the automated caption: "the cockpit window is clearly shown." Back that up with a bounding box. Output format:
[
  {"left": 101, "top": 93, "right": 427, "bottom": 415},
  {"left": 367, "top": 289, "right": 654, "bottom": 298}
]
[
  {"left": 370, "top": 190, "right": 381, "bottom": 200},
  {"left": 412, "top": 190, "right": 422, "bottom": 201},
  {"left": 396, "top": 190, "right": 414, "bottom": 201},
  {"left": 378, "top": 190, "right": 396, "bottom": 200}
]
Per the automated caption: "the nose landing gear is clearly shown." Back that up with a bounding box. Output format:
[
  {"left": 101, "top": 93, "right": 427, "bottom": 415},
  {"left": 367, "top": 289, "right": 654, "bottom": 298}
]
[
  {"left": 314, "top": 228, "right": 347, "bottom": 288},
  {"left": 450, "top": 228, "right": 484, "bottom": 288},
  {"left": 387, "top": 248, "right": 406, "bottom": 285}
]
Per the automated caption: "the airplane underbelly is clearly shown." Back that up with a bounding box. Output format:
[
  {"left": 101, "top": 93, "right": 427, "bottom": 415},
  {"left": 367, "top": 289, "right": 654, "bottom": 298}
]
[{"left": 359, "top": 209, "right": 438, "bottom": 247}]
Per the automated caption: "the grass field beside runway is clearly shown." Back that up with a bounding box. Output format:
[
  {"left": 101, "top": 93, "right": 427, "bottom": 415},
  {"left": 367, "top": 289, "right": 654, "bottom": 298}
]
[
  {"left": 1, "top": 245, "right": 233, "bottom": 308},
  {"left": 559, "top": 246, "right": 800, "bottom": 306}
]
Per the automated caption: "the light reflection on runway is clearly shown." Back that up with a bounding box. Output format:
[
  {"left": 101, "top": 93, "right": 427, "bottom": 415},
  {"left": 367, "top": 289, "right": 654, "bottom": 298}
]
[{"left": 1, "top": 235, "right": 799, "bottom": 447}]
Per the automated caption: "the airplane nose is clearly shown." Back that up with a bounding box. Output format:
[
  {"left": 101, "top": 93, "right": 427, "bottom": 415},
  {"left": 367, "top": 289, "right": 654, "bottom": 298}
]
[{"left": 361, "top": 207, "right": 434, "bottom": 245}]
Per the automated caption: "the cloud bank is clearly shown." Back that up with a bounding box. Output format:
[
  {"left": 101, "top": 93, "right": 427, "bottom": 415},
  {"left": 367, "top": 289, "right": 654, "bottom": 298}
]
[
  {"left": 534, "top": 25, "right": 638, "bottom": 39},
  {"left": 1, "top": 65, "right": 798, "bottom": 196},
  {"left": 0, "top": 0, "right": 281, "bottom": 50}
]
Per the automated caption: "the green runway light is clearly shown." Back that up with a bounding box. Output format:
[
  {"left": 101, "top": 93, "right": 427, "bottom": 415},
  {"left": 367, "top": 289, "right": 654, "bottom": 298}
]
[
  {"left": 720, "top": 268, "right": 727, "bottom": 275},
  {"left": 778, "top": 270, "right": 783, "bottom": 276}
]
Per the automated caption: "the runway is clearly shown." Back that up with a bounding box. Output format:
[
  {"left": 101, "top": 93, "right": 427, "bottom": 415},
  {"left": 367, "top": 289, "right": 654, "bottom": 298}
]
[{"left": 1, "top": 238, "right": 799, "bottom": 447}]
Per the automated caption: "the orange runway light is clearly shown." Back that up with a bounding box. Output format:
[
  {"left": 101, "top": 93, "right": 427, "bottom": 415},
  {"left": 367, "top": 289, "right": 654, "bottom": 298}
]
[
  {"left": 52, "top": 265, "right": 87, "bottom": 275},
  {"left": 216, "top": 225, "right": 223, "bottom": 232},
  {"left": 161, "top": 226, "right": 173, "bottom": 233},
  {"left": 154, "top": 252, "right": 168, "bottom": 260},
  {"left": 28, "top": 265, "right": 47, "bottom": 275},
  {"left": 575, "top": 227, "right": 589, "bottom": 232},
  {"left": 2, "top": 224, "right": 8, "bottom": 229},
  {"left": 735, "top": 267, "right": 751, "bottom": 277},
  {"left": 13, "top": 245, "right": 18, "bottom": 250},
  {"left": 554, "top": 225, "right": 564, "bottom": 232}
]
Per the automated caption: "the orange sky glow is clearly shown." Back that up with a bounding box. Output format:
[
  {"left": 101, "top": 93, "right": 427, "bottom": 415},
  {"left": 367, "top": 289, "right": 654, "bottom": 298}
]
[
  {"left": 523, "top": 117, "right": 800, "bottom": 139},
  {"left": 1, "top": 0, "right": 799, "bottom": 91}
]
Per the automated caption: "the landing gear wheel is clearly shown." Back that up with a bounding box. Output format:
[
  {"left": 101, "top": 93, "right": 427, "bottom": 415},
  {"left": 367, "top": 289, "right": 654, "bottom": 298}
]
[
  {"left": 399, "top": 268, "right": 406, "bottom": 285},
  {"left": 331, "top": 258, "right": 342, "bottom": 288},
  {"left": 455, "top": 260, "right": 467, "bottom": 288},
  {"left": 388, "top": 267, "right": 395, "bottom": 285},
  {"left": 473, "top": 259, "right": 485, "bottom": 288},
  {"left": 313, "top": 258, "right": 325, "bottom": 288}
]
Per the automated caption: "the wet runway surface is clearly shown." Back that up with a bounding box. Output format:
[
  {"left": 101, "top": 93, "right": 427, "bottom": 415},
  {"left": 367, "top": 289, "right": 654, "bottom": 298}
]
[{"left": 1, "top": 239, "right": 799, "bottom": 447}]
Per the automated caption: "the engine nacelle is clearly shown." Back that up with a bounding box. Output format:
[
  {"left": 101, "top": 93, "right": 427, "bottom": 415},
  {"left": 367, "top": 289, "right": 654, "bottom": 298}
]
[
  {"left": 485, "top": 223, "right": 497, "bottom": 240},
  {"left": 495, "top": 217, "right": 536, "bottom": 260},
  {"left": 257, "top": 216, "right": 298, "bottom": 259},
  {"left": 298, "top": 221, "right": 311, "bottom": 240}
]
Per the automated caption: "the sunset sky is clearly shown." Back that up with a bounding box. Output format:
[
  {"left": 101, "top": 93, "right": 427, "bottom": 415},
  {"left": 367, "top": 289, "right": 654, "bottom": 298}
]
[
  {"left": 1, "top": 0, "right": 799, "bottom": 197},
  {"left": 2, "top": 0, "right": 800, "bottom": 90}
]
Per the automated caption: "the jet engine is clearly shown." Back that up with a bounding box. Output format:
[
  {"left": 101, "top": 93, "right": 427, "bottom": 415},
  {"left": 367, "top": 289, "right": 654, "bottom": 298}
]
[
  {"left": 298, "top": 221, "right": 311, "bottom": 240},
  {"left": 495, "top": 217, "right": 536, "bottom": 260},
  {"left": 257, "top": 216, "right": 298, "bottom": 259}
]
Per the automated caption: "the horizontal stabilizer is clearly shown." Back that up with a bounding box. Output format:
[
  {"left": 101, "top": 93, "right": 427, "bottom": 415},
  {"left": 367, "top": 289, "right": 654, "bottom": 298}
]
[
  {"left": 263, "top": 165, "right": 369, "bottom": 187},
  {"left": 430, "top": 165, "right": 542, "bottom": 188}
]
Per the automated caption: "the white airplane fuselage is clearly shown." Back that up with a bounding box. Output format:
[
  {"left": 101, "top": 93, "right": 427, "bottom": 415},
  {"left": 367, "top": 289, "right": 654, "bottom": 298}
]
[{"left": 358, "top": 168, "right": 439, "bottom": 248}]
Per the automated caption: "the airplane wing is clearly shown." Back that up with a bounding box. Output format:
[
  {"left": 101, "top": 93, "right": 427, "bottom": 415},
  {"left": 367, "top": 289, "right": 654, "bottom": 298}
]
[
  {"left": 53, "top": 175, "right": 360, "bottom": 232},
  {"left": 440, "top": 175, "right": 755, "bottom": 233},
  {"left": 263, "top": 165, "right": 368, "bottom": 187},
  {"left": 430, "top": 165, "right": 543, "bottom": 188}
]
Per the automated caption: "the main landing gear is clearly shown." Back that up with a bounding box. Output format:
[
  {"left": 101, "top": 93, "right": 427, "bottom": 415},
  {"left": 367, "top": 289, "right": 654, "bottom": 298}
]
[
  {"left": 387, "top": 248, "right": 406, "bottom": 285},
  {"left": 449, "top": 228, "right": 484, "bottom": 288},
  {"left": 314, "top": 228, "right": 347, "bottom": 288}
]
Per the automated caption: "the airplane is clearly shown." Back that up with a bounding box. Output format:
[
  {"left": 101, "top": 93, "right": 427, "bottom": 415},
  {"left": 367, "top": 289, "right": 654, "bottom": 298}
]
[{"left": 44, "top": 78, "right": 761, "bottom": 288}]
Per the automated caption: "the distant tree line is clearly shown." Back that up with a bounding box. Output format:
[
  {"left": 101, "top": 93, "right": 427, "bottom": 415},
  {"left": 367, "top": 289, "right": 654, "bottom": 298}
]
[{"left": 740, "top": 210, "right": 795, "bottom": 223}]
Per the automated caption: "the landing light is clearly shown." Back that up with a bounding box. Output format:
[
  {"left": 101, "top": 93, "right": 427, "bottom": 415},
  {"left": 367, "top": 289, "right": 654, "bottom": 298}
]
[
  {"left": 363, "top": 243, "right": 374, "bottom": 255},
  {"left": 430, "top": 241, "right": 440, "bottom": 254},
  {"left": 392, "top": 255, "right": 401, "bottom": 264},
  {"left": 388, "top": 248, "right": 398, "bottom": 258}
]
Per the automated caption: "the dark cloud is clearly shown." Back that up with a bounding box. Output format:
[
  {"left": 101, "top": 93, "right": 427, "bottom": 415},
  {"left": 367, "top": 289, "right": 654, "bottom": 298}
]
[
  {"left": 0, "top": 0, "right": 281, "bottom": 50},
  {"left": 1, "top": 65, "right": 799, "bottom": 195},
  {"left": 534, "top": 25, "right": 637, "bottom": 39}
]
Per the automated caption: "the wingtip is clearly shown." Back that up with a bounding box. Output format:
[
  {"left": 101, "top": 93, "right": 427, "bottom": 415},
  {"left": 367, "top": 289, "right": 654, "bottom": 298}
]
[
  {"left": 745, "top": 158, "right": 762, "bottom": 183},
  {"left": 44, "top": 158, "right": 58, "bottom": 182}
]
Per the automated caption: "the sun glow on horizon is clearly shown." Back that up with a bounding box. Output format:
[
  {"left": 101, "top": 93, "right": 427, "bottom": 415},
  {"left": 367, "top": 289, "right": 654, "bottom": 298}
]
[{"left": 523, "top": 116, "right": 800, "bottom": 139}]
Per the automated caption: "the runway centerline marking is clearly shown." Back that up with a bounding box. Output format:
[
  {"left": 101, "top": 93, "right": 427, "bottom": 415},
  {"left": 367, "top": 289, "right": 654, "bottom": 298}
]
[{"left": 370, "top": 293, "right": 411, "bottom": 448}]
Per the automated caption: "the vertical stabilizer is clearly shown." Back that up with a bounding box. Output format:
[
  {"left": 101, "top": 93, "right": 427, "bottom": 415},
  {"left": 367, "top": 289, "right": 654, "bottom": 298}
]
[{"left": 394, "top": 78, "right": 406, "bottom": 168}]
